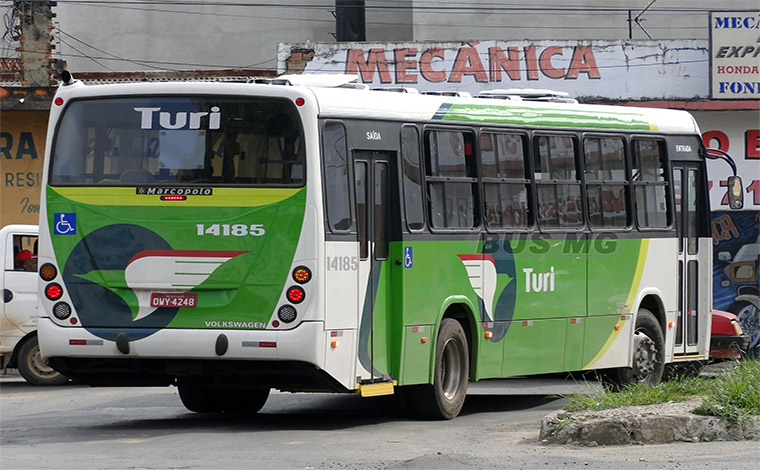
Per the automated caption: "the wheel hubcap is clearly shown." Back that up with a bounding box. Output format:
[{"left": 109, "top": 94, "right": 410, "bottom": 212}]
[
  {"left": 440, "top": 339, "right": 462, "bottom": 400},
  {"left": 28, "top": 346, "right": 58, "bottom": 378},
  {"left": 632, "top": 331, "right": 657, "bottom": 380}
]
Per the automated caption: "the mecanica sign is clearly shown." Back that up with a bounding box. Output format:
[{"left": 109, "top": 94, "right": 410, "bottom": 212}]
[{"left": 278, "top": 40, "right": 709, "bottom": 100}]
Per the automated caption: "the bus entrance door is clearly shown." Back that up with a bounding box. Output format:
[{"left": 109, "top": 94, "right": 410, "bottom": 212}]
[
  {"left": 354, "top": 150, "right": 395, "bottom": 383},
  {"left": 672, "top": 162, "right": 708, "bottom": 357}
]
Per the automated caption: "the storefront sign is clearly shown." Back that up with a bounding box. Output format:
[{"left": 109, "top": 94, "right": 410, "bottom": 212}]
[{"left": 710, "top": 11, "right": 760, "bottom": 99}]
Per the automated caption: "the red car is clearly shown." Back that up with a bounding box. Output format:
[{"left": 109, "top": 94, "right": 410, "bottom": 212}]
[{"left": 710, "top": 309, "right": 750, "bottom": 360}]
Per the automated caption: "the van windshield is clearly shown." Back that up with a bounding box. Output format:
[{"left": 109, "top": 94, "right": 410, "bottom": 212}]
[{"left": 50, "top": 96, "right": 305, "bottom": 187}]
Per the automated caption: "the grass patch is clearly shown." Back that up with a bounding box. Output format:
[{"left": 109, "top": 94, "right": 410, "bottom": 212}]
[{"left": 563, "top": 360, "right": 760, "bottom": 427}]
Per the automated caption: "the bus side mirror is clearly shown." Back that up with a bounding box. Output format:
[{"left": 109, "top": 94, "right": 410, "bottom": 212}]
[{"left": 727, "top": 176, "right": 744, "bottom": 210}]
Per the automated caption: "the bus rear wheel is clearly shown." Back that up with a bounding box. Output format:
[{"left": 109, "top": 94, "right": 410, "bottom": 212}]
[
  {"left": 603, "top": 309, "right": 664, "bottom": 389},
  {"left": 177, "top": 381, "right": 222, "bottom": 413},
  {"left": 215, "top": 387, "right": 270, "bottom": 414},
  {"left": 407, "top": 318, "right": 469, "bottom": 420}
]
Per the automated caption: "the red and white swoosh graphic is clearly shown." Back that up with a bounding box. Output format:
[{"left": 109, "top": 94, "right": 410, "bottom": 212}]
[
  {"left": 125, "top": 250, "right": 247, "bottom": 321},
  {"left": 458, "top": 254, "right": 497, "bottom": 321}
]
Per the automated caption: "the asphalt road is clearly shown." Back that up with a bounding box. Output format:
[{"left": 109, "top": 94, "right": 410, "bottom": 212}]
[{"left": 1, "top": 372, "right": 758, "bottom": 469}]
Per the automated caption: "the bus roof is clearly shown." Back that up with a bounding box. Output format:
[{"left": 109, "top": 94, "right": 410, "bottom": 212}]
[{"left": 54, "top": 75, "right": 700, "bottom": 135}]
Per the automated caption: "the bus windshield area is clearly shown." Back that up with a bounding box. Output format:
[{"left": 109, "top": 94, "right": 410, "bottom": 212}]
[{"left": 50, "top": 96, "right": 305, "bottom": 187}]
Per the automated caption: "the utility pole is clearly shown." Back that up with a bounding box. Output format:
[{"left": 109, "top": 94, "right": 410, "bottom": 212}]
[
  {"left": 15, "top": 1, "right": 59, "bottom": 86},
  {"left": 335, "top": 0, "right": 366, "bottom": 42}
]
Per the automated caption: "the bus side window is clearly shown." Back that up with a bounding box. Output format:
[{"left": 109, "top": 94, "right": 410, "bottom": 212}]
[
  {"left": 401, "top": 126, "right": 425, "bottom": 231},
  {"left": 534, "top": 135, "right": 584, "bottom": 229},
  {"left": 632, "top": 139, "right": 670, "bottom": 228},
  {"left": 424, "top": 129, "right": 478, "bottom": 230},
  {"left": 322, "top": 122, "right": 353, "bottom": 232},
  {"left": 481, "top": 132, "right": 530, "bottom": 229},
  {"left": 584, "top": 136, "right": 629, "bottom": 228}
]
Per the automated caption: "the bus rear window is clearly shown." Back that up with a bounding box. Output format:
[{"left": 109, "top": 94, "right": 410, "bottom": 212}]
[{"left": 50, "top": 96, "right": 305, "bottom": 187}]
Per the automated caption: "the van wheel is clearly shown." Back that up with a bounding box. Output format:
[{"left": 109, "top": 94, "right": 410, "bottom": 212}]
[
  {"left": 407, "top": 319, "right": 469, "bottom": 420},
  {"left": 17, "top": 336, "right": 68, "bottom": 386},
  {"left": 602, "top": 309, "right": 664, "bottom": 390}
]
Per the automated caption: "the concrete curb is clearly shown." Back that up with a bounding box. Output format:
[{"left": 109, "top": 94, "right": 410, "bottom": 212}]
[{"left": 540, "top": 397, "right": 760, "bottom": 446}]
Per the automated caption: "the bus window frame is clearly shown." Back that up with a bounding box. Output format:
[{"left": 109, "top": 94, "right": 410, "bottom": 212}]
[
  {"left": 531, "top": 131, "right": 587, "bottom": 233},
  {"left": 478, "top": 127, "right": 534, "bottom": 233},
  {"left": 321, "top": 120, "right": 357, "bottom": 235},
  {"left": 48, "top": 94, "right": 307, "bottom": 189},
  {"left": 630, "top": 135, "right": 674, "bottom": 232},
  {"left": 422, "top": 125, "right": 481, "bottom": 233},
  {"left": 400, "top": 124, "right": 428, "bottom": 233},
  {"left": 581, "top": 132, "right": 633, "bottom": 232}
]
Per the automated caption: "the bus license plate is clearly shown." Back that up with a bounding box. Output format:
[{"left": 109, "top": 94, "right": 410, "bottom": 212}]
[{"left": 150, "top": 293, "right": 198, "bottom": 308}]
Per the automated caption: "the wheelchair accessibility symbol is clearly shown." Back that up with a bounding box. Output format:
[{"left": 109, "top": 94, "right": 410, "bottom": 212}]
[
  {"left": 404, "top": 246, "right": 413, "bottom": 268},
  {"left": 54, "top": 213, "right": 77, "bottom": 235}
]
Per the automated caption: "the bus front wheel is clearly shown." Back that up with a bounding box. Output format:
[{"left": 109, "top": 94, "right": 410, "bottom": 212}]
[
  {"left": 407, "top": 318, "right": 469, "bottom": 420},
  {"left": 603, "top": 309, "right": 664, "bottom": 389}
]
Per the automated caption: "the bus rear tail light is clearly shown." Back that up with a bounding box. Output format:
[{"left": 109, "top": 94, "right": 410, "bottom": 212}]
[
  {"left": 278, "top": 305, "right": 297, "bottom": 323},
  {"left": 286, "top": 286, "right": 305, "bottom": 304},
  {"left": 292, "top": 266, "right": 312, "bottom": 284},
  {"left": 40, "top": 263, "right": 57, "bottom": 281},
  {"left": 53, "top": 302, "right": 72, "bottom": 320},
  {"left": 45, "top": 283, "right": 63, "bottom": 301}
]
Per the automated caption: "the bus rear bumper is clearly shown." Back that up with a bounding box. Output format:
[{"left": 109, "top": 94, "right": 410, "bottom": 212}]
[{"left": 37, "top": 318, "right": 350, "bottom": 391}]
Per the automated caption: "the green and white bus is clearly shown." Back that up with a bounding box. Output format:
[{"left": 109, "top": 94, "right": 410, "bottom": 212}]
[{"left": 37, "top": 73, "right": 725, "bottom": 419}]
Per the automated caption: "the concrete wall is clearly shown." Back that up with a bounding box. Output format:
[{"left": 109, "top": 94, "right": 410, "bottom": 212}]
[{"left": 53, "top": 0, "right": 757, "bottom": 73}]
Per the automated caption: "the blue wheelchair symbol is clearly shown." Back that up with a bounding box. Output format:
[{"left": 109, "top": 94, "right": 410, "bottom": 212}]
[
  {"left": 54, "top": 213, "right": 77, "bottom": 235},
  {"left": 404, "top": 247, "right": 413, "bottom": 268}
]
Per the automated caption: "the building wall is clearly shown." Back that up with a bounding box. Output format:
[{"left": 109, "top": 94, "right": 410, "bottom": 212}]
[
  {"left": 53, "top": 1, "right": 757, "bottom": 74},
  {"left": 1, "top": 111, "right": 47, "bottom": 227}
]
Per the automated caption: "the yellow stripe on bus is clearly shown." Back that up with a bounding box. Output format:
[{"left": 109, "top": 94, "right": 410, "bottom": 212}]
[
  {"left": 49, "top": 187, "right": 302, "bottom": 207},
  {"left": 583, "top": 238, "right": 650, "bottom": 370}
]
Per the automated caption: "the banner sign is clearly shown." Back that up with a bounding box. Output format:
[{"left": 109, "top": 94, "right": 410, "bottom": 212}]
[
  {"left": 279, "top": 40, "right": 708, "bottom": 100},
  {"left": 710, "top": 11, "right": 760, "bottom": 100}
]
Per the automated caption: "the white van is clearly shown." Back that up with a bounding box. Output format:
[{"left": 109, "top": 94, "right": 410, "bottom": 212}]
[{"left": 1, "top": 225, "right": 67, "bottom": 385}]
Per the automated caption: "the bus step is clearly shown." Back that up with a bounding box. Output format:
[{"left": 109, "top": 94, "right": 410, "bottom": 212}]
[{"left": 357, "top": 381, "right": 397, "bottom": 397}]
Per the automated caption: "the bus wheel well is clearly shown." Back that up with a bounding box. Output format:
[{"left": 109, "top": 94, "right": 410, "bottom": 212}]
[
  {"left": 441, "top": 304, "right": 475, "bottom": 379},
  {"left": 638, "top": 295, "right": 666, "bottom": 333}
]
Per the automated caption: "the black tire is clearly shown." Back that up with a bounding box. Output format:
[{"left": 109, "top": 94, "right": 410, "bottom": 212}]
[
  {"left": 16, "top": 336, "right": 68, "bottom": 386},
  {"left": 602, "top": 309, "right": 665, "bottom": 390},
  {"left": 177, "top": 381, "right": 222, "bottom": 413},
  {"left": 407, "top": 318, "right": 469, "bottom": 420},
  {"left": 215, "top": 387, "right": 270, "bottom": 414}
]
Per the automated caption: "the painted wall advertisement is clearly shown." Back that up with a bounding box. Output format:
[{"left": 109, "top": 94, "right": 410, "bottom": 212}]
[
  {"left": 710, "top": 10, "right": 760, "bottom": 100},
  {"left": 279, "top": 40, "right": 708, "bottom": 99},
  {"left": 1, "top": 111, "right": 46, "bottom": 227}
]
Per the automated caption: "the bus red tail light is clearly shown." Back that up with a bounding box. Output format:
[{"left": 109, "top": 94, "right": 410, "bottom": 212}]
[
  {"left": 286, "top": 286, "right": 305, "bottom": 304},
  {"left": 45, "top": 283, "right": 63, "bottom": 301}
]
